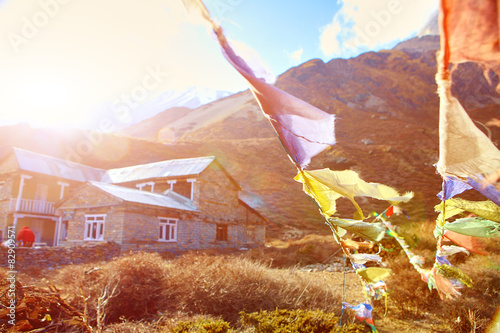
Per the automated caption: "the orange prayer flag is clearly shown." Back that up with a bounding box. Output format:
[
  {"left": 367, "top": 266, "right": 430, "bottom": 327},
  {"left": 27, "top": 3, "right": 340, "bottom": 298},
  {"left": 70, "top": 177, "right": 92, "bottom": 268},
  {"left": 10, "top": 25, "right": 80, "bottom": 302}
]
[{"left": 439, "top": 0, "right": 500, "bottom": 76}]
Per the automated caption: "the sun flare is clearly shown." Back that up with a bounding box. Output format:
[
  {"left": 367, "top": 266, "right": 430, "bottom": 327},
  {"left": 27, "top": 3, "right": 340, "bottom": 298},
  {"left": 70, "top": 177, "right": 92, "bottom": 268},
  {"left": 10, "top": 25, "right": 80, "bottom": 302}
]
[{"left": 1, "top": 65, "right": 93, "bottom": 128}]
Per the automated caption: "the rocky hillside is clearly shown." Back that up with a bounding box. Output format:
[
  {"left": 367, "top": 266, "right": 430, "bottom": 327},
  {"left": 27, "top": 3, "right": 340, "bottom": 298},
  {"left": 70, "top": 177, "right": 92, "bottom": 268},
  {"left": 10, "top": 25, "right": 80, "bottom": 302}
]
[{"left": 2, "top": 36, "right": 499, "bottom": 238}]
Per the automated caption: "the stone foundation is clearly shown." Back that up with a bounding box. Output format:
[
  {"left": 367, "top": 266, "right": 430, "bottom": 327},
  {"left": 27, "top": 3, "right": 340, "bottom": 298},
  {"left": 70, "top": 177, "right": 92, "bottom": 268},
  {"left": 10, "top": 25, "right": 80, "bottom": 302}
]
[{"left": 0, "top": 242, "right": 121, "bottom": 272}]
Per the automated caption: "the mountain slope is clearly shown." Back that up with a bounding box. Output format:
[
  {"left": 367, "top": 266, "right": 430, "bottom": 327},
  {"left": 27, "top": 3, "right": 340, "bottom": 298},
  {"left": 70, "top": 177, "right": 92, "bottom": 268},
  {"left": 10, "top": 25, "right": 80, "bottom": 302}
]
[
  {"left": 3, "top": 36, "right": 499, "bottom": 239},
  {"left": 131, "top": 35, "right": 500, "bottom": 233}
]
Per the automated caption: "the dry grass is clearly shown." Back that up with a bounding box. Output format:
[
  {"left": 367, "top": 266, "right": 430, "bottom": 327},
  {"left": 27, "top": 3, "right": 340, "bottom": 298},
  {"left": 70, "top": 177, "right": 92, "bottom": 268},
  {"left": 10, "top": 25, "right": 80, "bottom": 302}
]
[
  {"left": 3, "top": 228, "right": 499, "bottom": 332},
  {"left": 52, "top": 250, "right": 349, "bottom": 329},
  {"left": 242, "top": 234, "right": 343, "bottom": 268},
  {"left": 384, "top": 220, "right": 500, "bottom": 332}
]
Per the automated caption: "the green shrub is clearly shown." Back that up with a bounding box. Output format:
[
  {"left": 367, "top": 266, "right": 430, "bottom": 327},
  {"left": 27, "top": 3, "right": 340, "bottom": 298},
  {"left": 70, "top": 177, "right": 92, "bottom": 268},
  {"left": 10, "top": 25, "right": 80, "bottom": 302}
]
[
  {"left": 239, "top": 309, "right": 365, "bottom": 333},
  {"left": 170, "top": 317, "right": 232, "bottom": 333}
]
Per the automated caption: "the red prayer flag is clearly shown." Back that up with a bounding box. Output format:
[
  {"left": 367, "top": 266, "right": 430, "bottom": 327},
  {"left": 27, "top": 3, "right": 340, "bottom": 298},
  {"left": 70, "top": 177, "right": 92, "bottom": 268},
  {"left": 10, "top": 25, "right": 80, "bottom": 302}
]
[
  {"left": 385, "top": 206, "right": 394, "bottom": 218},
  {"left": 439, "top": 0, "right": 500, "bottom": 77},
  {"left": 443, "top": 230, "right": 487, "bottom": 255},
  {"left": 183, "top": 0, "right": 335, "bottom": 167}
]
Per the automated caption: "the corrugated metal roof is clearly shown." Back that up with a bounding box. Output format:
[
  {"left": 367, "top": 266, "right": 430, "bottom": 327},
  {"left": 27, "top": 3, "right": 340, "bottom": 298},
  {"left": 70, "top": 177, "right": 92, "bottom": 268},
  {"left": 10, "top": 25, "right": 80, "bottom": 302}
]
[
  {"left": 90, "top": 181, "right": 198, "bottom": 211},
  {"left": 102, "top": 156, "right": 216, "bottom": 184},
  {"left": 13, "top": 148, "right": 106, "bottom": 182}
]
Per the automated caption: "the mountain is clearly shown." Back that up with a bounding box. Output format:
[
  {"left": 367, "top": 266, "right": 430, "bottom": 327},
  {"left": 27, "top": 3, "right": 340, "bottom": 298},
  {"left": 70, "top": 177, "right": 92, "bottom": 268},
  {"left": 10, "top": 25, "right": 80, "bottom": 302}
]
[
  {"left": 2, "top": 36, "right": 499, "bottom": 239},
  {"left": 122, "top": 91, "right": 260, "bottom": 141},
  {"left": 121, "top": 35, "right": 499, "bottom": 234},
  {"left": 151, "top": 87, "right": 233, "bottom": 110},
  {"left": 120, "top": 87, "right": 233, "bottom": 128},
  {"left": 418, "top": 10, "right": 439, "bottom": 36}
]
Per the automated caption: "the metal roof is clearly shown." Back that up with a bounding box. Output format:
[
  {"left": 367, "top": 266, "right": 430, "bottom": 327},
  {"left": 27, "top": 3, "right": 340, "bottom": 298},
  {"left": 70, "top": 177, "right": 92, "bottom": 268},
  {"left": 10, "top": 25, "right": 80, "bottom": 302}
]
[
  {"left": 13, "top": 148, "right": 106, "bottom": 182},
  {"left": 89, "top": 181, "right": 198, "bottom": 211},
  {"left": 102, "top": 156, "right": 216, "bottom": 183}
]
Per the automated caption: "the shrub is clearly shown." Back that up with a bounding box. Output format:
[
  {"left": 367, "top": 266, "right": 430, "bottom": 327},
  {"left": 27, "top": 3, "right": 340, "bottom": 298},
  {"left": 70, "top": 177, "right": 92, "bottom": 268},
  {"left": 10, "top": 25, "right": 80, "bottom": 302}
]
[
  {"left": 385, "top": 244, "right": 500, "bottom": 332},
  {"left": 444, "top": 254, "right": 500, "bottom": 332},
  {"left": 243, "top": 234, "right": 342, "bottom": 268},
  {"left": 103, "top": 321, "right": 160, "bottom": 333},
  {"left": 52, "top": 251, "right": 344, "bottom": 327},
  {"left": 163, "top": 253, "right": 342, "bottom": 323},
  {"left": 239, "top": 309, "right": 365, "bottom": 333},
  {"left": 54, "top": 252, "right": 170, "bottom": 326},
  {"left": 170, "top": 317, "right": 232, "bottom": 333},
  {"left": 386, "top": 252, "right": 439, "bottom": 319}
]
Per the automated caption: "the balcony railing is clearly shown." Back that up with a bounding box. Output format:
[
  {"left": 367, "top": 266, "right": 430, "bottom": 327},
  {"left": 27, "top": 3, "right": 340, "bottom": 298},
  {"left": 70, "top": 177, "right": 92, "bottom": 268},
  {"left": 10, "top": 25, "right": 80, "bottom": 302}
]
[{"left": 10, "top": 198, "right": 56, "bottom": 215}]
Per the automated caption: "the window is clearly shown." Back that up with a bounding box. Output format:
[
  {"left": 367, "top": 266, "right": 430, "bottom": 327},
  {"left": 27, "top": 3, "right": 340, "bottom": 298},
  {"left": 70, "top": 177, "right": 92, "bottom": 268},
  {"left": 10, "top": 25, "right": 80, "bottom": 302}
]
[
  {"left": 216, "top": 224, "right": 228, "bottom": 241},
  {"left": 84, "top": 214, "right": 105, "bottom": 241},
  {"left": 246, "top": 226, "right": 256, "bottom": 242},
  {"left": 136, "top": 182, "right": 154, "bottom": 192},
  {"left": 159, "top": 218, "right": 178, "bottom": 242}
]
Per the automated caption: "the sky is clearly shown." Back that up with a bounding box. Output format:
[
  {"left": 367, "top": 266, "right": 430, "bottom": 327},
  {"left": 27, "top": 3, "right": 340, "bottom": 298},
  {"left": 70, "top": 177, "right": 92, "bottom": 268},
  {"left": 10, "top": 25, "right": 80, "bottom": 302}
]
[{"left": 0, "top": 0, "right": 437, "bottom": 129}]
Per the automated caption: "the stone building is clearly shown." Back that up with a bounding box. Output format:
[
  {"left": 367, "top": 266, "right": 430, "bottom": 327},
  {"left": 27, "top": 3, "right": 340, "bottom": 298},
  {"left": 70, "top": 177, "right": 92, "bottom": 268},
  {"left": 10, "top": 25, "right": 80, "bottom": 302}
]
[{"left": 0, "top": 148, "right": 266, "bottom": 252}]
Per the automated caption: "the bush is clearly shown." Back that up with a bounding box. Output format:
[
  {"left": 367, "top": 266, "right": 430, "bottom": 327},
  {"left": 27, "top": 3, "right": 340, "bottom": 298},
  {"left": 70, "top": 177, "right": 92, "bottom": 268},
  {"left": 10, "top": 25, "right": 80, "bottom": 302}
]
[
  {"left": 55, "top": 252, "right": 170, "bottom": 326},
  {"left": 239, "top": 309, "right": 365, "bottom": 333},
  {"left": 163, "top": 253, "right": 342, "bottom": 323},
  {"left": 170, "top": 317, "right": 232, "bottom": 333},
  {"left": 243, "top": 234, "right": 342, "bottom": 268},
  {"left": 52, "top": 251, "right": 344, "bottom": 327},
  {"left": 104, "top": 321, "right": 159, "bottom": 333},
  {"left": 445, "top": 254, "right": 500, "bottom": 332},
  {"left": 385, "top": 246, "right": 500, "bottom": 332}
]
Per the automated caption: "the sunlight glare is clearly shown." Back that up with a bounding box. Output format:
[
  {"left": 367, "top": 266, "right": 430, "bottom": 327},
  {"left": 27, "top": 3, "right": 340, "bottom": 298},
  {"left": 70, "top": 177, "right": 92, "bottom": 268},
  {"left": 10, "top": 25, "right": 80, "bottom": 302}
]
[{"left": 2, "top": 66, "right": 92, "bottom": 128}]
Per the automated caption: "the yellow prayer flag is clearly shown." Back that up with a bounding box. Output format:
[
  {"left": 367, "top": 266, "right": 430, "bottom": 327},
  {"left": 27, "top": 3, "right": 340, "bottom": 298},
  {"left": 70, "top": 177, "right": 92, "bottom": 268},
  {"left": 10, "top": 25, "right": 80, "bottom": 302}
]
[
  {"left": 357, "top": 267, "right": 392, "bottom": 284},
  {"left": 294, "top": 169, "right": 413, "bottom": 219},
  {"left": 435, "top": 198, "right": 500, "bottom": 222}
]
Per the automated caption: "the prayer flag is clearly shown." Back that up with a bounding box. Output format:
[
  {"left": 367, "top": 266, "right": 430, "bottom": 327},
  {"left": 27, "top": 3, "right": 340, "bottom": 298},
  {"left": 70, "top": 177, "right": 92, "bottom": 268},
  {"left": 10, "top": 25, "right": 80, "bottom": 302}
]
[
  {"left": 342, "top": 302, "right": 378, "bottom": 332},
  {"left": 435, "top": 198, "right": 500, "bottom": 222},
  {"left": 465, "top": 178, "right": 500, "bottom": 206},
  {"left": 432, "top": 267, "right": 462, "bottom": 300},
  {"left": 435, "top": 77, "right": 500, "bottom": 180},
  {"left": 443, "top": 230, "right": 487, "bottom": 255},
  {"left": 437, "top": 0, "right": 500, "bottom": 183},
  {"left": 439, "top": 0, "right": 500, "bottom": 75},
  {"left": 294, "top": 169, "right": 413, "bottom": 219},
  {"left": 440, "top": 218, "right": 500, "bottom": 238},
  {"left": 183, "top": 0, "right": 335, "bottom": 167},
  {"left": 438, "top": 177, "right": 473, "bottom": 201},
  {"left": 329, "top": 218, "right": 386, "bottom": 243},
  {"left": 356, "top": 267, "right": 392, "bottom": 284}
]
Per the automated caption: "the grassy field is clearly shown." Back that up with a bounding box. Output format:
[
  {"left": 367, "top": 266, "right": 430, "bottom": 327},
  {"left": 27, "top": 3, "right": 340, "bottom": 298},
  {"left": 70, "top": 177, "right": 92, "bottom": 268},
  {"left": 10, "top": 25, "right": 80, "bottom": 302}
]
[{"left": 1, "top": 224, "right": 499, "bottom": 333}]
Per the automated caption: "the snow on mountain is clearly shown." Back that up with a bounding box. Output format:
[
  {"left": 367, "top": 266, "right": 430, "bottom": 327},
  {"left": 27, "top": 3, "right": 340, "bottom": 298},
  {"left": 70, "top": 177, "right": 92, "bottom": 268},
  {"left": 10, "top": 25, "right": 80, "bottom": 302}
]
[{"left": 127, "top": 86, "right": 233, "bottom": 126}]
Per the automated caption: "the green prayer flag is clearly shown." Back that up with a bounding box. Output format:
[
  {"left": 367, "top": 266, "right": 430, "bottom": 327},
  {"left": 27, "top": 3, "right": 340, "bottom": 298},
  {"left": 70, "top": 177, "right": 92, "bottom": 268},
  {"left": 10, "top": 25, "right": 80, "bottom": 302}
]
[
  {"left": 440, "top": 217, "right": 500, "bottom": 238},
  {"left": 328, "top": 218, "right": 386, "bottom": 242}
]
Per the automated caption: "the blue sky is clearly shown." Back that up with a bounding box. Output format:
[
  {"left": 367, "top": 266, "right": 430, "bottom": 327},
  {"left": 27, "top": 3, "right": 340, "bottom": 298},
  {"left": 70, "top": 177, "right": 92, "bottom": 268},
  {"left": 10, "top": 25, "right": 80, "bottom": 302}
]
[{"left": 0, "top": 0, "right": 437, "bottom": 128}]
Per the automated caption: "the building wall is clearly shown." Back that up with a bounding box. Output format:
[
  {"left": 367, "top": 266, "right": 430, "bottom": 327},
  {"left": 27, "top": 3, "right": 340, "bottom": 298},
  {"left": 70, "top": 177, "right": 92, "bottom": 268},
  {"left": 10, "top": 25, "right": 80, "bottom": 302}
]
[
  {"left": 65, "top": 207, "right": 124, "bottom": 244},
  {"left": 60, "top": 184, "right": 121, "bottom": 209},
  {"left": 0, "top": 171, "right": 81, "bottom": 242},
  {"left": 60, "top": 162, "right": 266, "bottom": 250},
  {"left": 196, "top": 164, "right": 242, "bottom": 222},
  {"left": 0, "top": 174, "right": 15, "bottom": 239}
]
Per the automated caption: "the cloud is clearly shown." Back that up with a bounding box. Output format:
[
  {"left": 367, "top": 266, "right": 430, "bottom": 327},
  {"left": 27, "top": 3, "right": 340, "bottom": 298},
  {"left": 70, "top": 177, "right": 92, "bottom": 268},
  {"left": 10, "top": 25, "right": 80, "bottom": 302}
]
[
  {"left": 285, "top": 48, "right": 304, "bottom": 67},
  {"left": 319, "top": 0, "right": 438, "bottom": 59}
]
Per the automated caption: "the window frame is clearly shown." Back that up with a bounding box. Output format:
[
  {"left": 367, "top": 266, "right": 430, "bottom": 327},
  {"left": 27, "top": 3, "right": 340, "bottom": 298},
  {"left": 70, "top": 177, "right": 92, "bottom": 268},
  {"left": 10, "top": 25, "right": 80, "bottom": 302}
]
[
  {"left": 158, "top": 217, "right": 178, "bottom": 242},
  {"left": 84, "top": 214, "right": 106, "bottom": 241},
  {"left": 216, "top": 224, "right": 228, "bottom": 242}
]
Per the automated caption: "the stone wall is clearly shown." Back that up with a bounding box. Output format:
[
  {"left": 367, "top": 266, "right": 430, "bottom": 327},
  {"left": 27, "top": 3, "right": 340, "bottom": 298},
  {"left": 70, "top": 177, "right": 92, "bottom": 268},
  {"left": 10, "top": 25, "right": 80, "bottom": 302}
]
[
  {"left": 0, "top": 242, "right": 121, "bottom": 273},
  {"left": 0, "top": 175, "right": 15, "bottom": 237}
]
